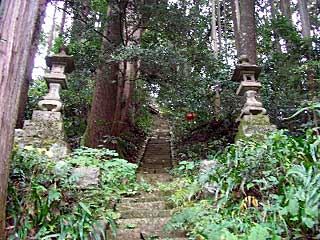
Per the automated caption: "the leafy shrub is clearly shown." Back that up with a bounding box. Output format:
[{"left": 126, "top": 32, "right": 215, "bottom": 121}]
[
  {"left": 166, "top": 130, "right": 320, "bottom": 239},
  {"left": 6, "top": 146, "right": 139, "bottom": 239}
]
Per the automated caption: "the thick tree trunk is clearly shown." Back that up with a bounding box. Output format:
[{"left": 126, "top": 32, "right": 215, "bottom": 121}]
[
  {"left": 85, "top": 2, "right": 122, "bottom": 147},
  {"left": 280, "top": 0, "right": 291, "bottom": 20},
  {"left": 16, "top": 0, "right": 47, "bottom": 129},
  {"left": 47, "top": 5, "right": 57, "bottom": 53},
  {"left": 222, "top": 0, "right": 228, "bottom": 55},
  {"left": 0, "top": 0, "right": 42, "bottom": 237},
  {"left": 231, "top": 0, "right": 241, "bottom": 56},
  {"left": 211, "top": 0, "right": 218, "bottom": 53},
  {"left": 217, "top": 0, "right": 222, "bottom": 50},
  {"left": 239, "top": 0, "right": 257, "bottom": 63},
  {"left": 298, "top": 0, "right": 311, "bottom": 38},
  {"left": 60, "top": 1, "right": 67, "bottom": 36},
  {"left": 117, "top": 0, "right": 143, "bottom": 134}
]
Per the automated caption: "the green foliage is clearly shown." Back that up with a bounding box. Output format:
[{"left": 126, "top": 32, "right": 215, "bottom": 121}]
[
  {"left": 25, "top": 78, "right": 47, "bottom": 119},
  {"left": 69, "top": 147, "right": 139, "bottom": 196},
  {"left": 257, "top": 13, "right": 320, "bottom": 132},
  {"left": 51, "top": 36, "right": 64, "bottom": 54},
  {"left": 6, "top": 146, "right": 140, "bottom": 239},
  {"left": 166, "top": 130, "right": 320, "bottom": 239}
]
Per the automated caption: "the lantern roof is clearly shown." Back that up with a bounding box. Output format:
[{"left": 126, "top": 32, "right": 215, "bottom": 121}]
[{"left": 231, "top": 55, "right": 261, "bottom": 82}]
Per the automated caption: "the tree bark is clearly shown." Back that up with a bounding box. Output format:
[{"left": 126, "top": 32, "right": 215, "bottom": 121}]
[
  {"left": 85, "top": 1, "right": 122, "bottom": 147},
  {"left": 211, "top": 0, "right": 218, "bottom": 53},
  {"left": 47, "top": 5, "right": 57, "bottom": 53},
  {"left": 280, "top": 0, "right": 291, "bottom": 20},
  {"left": 231, "top": 0, "right": 241, "bottom": 56},
  {"left": 0, "top": 0, "right": 42, "bottom": 238},
  {"left": 298, "top": 0, "right": 311, "bottom": 38},
  {"left": 16, "top": 0, "right": 47, "bottom": 129},
  {"left": 240, "top": 0, "right": 257, "bottom": 63},
  {"left": 59, "top": 1, "right": 67, "bottom": 36},
  {"left": 217, "top": 0, "right": 222, "bottom": 50}
]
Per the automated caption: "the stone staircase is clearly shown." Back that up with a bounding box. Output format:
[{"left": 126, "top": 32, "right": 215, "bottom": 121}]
[{"left": 108, "top": 117, "right": 186, "bottom": 240}]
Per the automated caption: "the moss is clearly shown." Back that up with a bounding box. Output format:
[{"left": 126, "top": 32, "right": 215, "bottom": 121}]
[{"left": 235, "top": 114, "right": 276, "bottom": 142}]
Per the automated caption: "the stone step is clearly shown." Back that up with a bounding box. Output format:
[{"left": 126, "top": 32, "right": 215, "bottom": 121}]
[
  {"left": 139, "top": 168, "right": 170, "bottom": 174},
  {"left": 117, "top": 217, "right": 170, "bottom": 229},
  {"left": 143, "top": 152, "right": 171, "bottom": 157},
  {"left": 142, "top": 157, "right": 171, "bottom": 163},
  {"left": 140, "top": 163, "right": 172, "bottom": 170},
  {"left": 120, "top": 209, "right": 173, "bottom": 219},
  {"left": 144, "top": 149, "right": 171, "bottom": 154},
  {"left": 148, "top": 139, "right": 171, "bottom": 144},
  {"left": 141, "top": 162, "right": 171, "bottom": 167},
  {"left": 117, "top": 201, "right": 166, "bottom": 211},
  {"left": 152, "top": 132, "right": 170, "bottom": 136},
  {"left": 145, "top": 144, "right": 171, "bottom": 149},
  {"left": 151, "top": 135, "right": 170, "bottom": 139},
  {"left": 107, "top": 228, "right": 185, "bottom": 240},
  {"left": 137, "top": 173, "right": 172, "bottom": 183},
  {"left": 143, "top": 154, "right": 171, "bottom": 159},
  {"left": 121, "top": 196, "right": 165, "bottom": 204},
  {"left": 142, "top": 158, "right": 171, "bottom": 164}
]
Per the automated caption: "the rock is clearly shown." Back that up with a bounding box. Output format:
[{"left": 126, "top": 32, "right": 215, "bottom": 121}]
[
  {"left": 72, "top": 167, "right": 100, "bottom": 188},
  {"left": 54, "top": 160, "right": 71, "bottom": 177},
  {"left": 199, "top": 160, "right": 219, "bottom": 197},
  {"left": 48, "top": 141, "right": 70, "bottom": 160}
]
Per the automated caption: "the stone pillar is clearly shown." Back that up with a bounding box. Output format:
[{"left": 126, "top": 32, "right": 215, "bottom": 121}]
[
  {"left": 232, "top": 55, "right": 276, "bottom": 141},
  {"left": 15, "top": 47, "right": 75, "bottom": 160}
]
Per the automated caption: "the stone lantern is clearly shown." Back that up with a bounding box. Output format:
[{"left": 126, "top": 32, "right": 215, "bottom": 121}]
[
  {"left": 232, "top": 55, "right": 266, "bottom": 120},
  {"left": 15, "top": 47, "right": 75, "bottom": 160},
  {"left": 38, "top": 47, "right": 75, "bottom": 112},
  {"left": 232, "top": 55, "right": 276, "bottom": 141}
]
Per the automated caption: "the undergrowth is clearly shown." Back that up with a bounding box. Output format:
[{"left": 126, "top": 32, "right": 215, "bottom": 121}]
[
  {"left": 6, "top": 146, "right": 140, "bottom": 239},
  {"left": 164, "top": 130, "right": 320, "bottom": 239}
]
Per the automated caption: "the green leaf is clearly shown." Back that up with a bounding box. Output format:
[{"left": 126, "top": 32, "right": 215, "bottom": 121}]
[
  {"left": 125, "top": 223, "right": 137, "bottom": 229},
  {"left": 302, "top": 217, "right": 315, "bottom": 228},
  {"left": 248, "top": 224, "right": 270, "bottom": 240},
  {"left": 79, "top": 202, "right": 92, "bottom": 216},
  {"left": 48, "top": 187, "right": 61, "bottom": 205},
  {"left": 287, "top": 197, "right": 299, "bottom": 216}
]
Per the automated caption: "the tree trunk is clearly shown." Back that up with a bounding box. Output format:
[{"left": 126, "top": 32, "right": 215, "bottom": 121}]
[
  {"left": 217, "top": 0, "right": 222, "bottom": 50},
  {"left": 0, "top": 0, "right": 42, "bottom": 237},
  {"left": 231, "top": 0, "right": 241, "bottom": 56},
  {"left": 222, "top": 0, "right": 228, "bottom": 55},
  {"left": 59, "top": 1, "right": 67, "bottom": 36},
  {"left": 117, "top": 0, "right": 143, "bottom": 134},
  {"left": 236, "top": 0, "right": 257, "bottom": 64},
  {"left": 298, "top": 0, "right": 311, "bottom": 38},
  {"left": 85, "top": 2, "right": 122, "bottom": 147},
  {"left": 211, "top": 0, "right": 218, "bottom": 53},
  {"left": 280, "top": 0, "right": 291, "bottom": 20},
  {"left": 47, "top": 5, "right": 57, "bottom": 53},
  {"left": 16, "top": 0, "right": 47, "bottom": 129}
]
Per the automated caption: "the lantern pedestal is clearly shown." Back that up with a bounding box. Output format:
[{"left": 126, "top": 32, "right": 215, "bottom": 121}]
[
  {"left": 235, "top": 115, "right": 276, "bottom": 142},
  {"left": 232, "top": 55, "right": 276, "bottom": 141}
]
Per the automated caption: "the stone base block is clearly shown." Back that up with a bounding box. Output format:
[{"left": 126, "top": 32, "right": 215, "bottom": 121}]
[
  {"left": 72, "top": 167, "right": 100, "bottom": 188},
  {"left": 14, "top": 110, "right": 69, "bottom": 160},
  {"left": 235, "top": 114, "right": 276, "bottom": 142},
  {"left": 32, "top": 110, "right": 62, "bottom": 122}
]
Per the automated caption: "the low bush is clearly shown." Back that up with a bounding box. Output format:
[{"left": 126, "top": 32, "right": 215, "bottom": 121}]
[
  {"left": 165, "top": 130, "right": 320, "bottom": 239},
  {"left": 6, "top": 146, "right": 140, "bottom": 239}
]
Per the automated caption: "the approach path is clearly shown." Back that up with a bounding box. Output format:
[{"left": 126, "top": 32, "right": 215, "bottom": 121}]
[{"left": 108, "top": 117, "right": 186, "bottom": 240}]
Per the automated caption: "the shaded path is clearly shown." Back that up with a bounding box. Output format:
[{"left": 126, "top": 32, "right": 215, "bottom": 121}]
[{"left": 109, "top": 117, "right": 186, "bottom": 240}]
